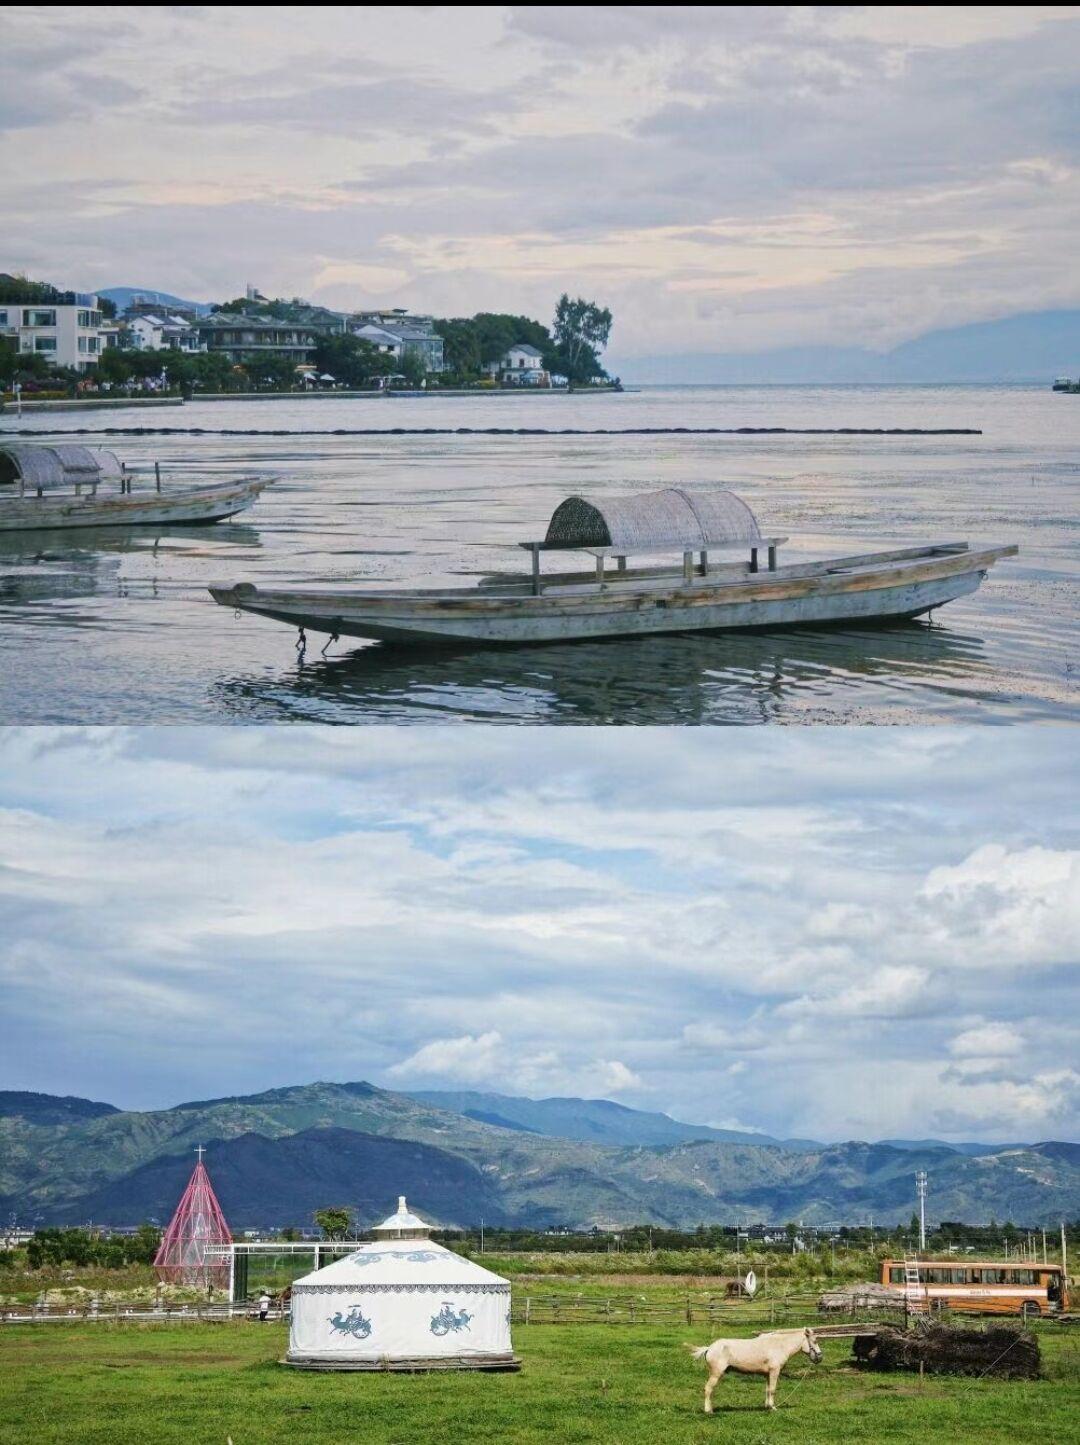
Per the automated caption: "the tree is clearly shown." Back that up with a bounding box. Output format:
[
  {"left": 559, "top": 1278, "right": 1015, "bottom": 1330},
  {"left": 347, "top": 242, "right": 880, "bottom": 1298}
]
[
  {"left": 311, "top": 333, "right": 395, "bottom": 388},
  {"left": 433, "top": 318, "right": 482, "bottom": 377},
  {"left": 314, "top": 1207, "right": 352, "bottom": 1240},
  {"left": 251, "top": 354, "right": 299, "bottom": 391},
  {"left": 0, "top": 345, "right": 50, "bottom": 387},
  {"left": 552, "top": 294, "right": 612, "bottom": 384},
  {"left": 399, "top": 350, "right": 427, "bottom": 386}
]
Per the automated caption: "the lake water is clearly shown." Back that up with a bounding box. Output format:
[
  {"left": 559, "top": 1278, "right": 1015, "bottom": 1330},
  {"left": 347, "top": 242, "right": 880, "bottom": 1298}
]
[{"left": 1, "top": 384, "right": 1076, "bottom": 725}]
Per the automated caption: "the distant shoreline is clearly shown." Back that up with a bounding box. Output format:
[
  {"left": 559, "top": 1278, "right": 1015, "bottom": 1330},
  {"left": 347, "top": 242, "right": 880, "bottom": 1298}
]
[{"left": 0, "top": 425, "right": 984, "bottom": 437}]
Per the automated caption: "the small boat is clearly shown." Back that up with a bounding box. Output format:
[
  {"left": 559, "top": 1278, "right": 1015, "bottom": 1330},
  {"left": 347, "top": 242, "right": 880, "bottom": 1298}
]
[
  {"left": 0, "top": 442, "right": 270, "bottom": 531},
  {"left": 209, "top": 487, "right": 1017, "bottom": 647}
]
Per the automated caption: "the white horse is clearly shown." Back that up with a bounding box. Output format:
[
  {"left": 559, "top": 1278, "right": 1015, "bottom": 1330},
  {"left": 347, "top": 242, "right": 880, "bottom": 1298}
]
[{"left": 687, "top": 1327, "right": 823, "bottom": 1412}]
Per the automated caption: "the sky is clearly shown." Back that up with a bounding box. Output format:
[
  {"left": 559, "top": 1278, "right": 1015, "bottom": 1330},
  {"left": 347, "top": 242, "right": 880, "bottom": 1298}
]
[
  {"left": 4, "top": 5, "right": 1080, "bottom": 358},
  {"left": 1, "top": 725, "right": 1076, "bottom": 1143}
]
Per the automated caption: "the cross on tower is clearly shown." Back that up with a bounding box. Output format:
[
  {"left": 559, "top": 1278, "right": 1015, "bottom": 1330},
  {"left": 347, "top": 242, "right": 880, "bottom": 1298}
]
[{"left": 195, "top": 1145, "right": 205, "bottom": 1164}]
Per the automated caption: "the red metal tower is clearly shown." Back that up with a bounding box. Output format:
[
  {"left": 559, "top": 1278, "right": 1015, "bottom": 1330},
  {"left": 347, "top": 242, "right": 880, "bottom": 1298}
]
[{"left": 153, "top": 1146, "right": 232, "bottom": 1290}]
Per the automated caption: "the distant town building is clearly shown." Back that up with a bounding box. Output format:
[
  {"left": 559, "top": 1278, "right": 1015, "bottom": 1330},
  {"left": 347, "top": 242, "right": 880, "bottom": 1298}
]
[
  {"left": 196, "top": 312, "right": 319, "bottom": 363},
  {"left": 125, "top": 314, "right": 204, "bottom": 354},
  {"left": 484, "top": 343, "right": 548, "bottom": 385},
  {"left": 124, "top": 296, "right": 201, "bottom": 324},
  {"left": 0, "top": 291, "right": 109, "bottom": 370},
  {"left": 346, "top": 309, "right": 445, "bottom": 372}
]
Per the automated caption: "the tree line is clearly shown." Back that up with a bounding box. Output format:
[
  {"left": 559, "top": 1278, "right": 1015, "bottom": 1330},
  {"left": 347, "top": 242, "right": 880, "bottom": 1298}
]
[
  {"left": 17, "top": 1225, "right": 162, "bottom": 1271},
  {"left": 1, "top": 280, "right": 614, "bottom": 394}
]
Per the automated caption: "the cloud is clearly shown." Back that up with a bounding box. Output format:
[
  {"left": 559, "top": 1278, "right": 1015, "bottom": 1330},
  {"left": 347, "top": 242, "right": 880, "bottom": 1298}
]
[
  {"left": 3, "top": 6, "right": 1080, "bottom": 351},
  {"left": 387, "top": 1030, "right": 642, "bottom": 1096},
  {"left": 950, "top": 1023, "right": 1025, "bottom": 1058},
  {"left": 0, "top": 726, "right": 1076, "bottom": 1141}
]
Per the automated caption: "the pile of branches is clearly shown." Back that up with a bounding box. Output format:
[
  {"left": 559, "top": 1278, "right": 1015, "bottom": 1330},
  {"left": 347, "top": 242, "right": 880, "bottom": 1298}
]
[{"left": 852, "top": 1323, "right": 1040, "bottom": 1379}]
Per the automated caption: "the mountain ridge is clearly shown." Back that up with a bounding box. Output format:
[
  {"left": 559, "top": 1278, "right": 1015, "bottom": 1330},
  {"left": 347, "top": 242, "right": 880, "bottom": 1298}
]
[
  {"left": 610, "top": 308, "right": 1080, "bottom": 384},
  {"left": 2, "top": 1084, "right": 1076, "bottom": 1228}
]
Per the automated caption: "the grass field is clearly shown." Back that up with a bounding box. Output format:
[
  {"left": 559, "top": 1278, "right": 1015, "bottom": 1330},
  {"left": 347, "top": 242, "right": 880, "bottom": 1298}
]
[{"left": 1, "top": 1314, "right": 1076, "bottom": 1445}]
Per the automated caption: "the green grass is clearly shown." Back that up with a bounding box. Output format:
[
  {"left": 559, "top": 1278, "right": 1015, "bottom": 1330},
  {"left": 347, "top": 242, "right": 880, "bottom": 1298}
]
[{"left": 1, "top": 1316, "right": 1076, "bottom": 1445}]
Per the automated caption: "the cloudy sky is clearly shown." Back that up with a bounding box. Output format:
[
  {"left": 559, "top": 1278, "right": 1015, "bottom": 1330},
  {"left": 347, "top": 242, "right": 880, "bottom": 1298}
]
[
  {"left": 4, "top": 5, "right": 1080, "bottom": 356},
  {"left": 1, "top": 726, "right": 1076, "bottom": 1143}
]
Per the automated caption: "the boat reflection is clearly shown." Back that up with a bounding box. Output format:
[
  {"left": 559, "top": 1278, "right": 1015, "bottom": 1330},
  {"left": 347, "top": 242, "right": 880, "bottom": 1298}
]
[
  {"left": 212, "top": 619, "right": 993, "bottom": 725},
  {"left": 0, "top": 523, "right": 261, "bottom": 609}
]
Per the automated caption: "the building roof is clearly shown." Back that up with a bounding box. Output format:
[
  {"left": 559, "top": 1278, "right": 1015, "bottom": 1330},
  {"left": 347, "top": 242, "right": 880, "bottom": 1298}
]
[
  {"left": 291, "top": 1237, "right": 509, "bottom": 1292},
  {"left": 290, "top": 1198, "right": 509, "bottom": 1294},
  {"left": 507, "top": 343, "right": 543, "bottom": 357},
  {"left": 372, "top": 1196, "right": 434, "bottom": 1237}
]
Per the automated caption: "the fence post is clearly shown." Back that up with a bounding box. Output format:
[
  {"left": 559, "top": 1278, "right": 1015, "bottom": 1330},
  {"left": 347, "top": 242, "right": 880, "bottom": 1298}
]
[{"left": 686, "top": 1293, "right": 692, "bottom": 1325}]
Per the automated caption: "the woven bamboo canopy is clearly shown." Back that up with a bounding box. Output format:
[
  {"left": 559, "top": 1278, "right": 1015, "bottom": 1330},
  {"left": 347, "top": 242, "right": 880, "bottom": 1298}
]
[
  {"left": 543, "top": 487, "right": 762, "bottom": 552},
  {"left": 0, "top": 443, "right": 123, "bottom": 491}
]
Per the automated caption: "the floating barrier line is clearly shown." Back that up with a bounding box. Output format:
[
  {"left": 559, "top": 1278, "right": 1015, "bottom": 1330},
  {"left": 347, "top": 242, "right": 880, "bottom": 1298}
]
[{"left": 1, "top": 426, "right": 982, "bottom": 438}]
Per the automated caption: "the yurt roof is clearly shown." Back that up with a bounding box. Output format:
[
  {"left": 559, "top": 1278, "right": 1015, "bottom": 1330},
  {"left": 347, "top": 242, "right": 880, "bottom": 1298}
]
[
  {"left": 542, "top": 487, "right": 763, "bottom": 552},
  {"left": 0, "top": 443, "right": 123, "bottom": 490},
  {"left": 372, "top": 1196, "right": 432, "bottom": 1236},
  {"left": 291, "top": 1236, "right": 509, "bottom": 1292}
]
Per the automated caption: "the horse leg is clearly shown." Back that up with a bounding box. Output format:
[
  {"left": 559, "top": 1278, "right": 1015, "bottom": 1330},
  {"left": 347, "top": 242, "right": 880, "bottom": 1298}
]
[
  {"left": 703, "top": 1364, "right": 726, "bottom": 1414},
  {"left": 765, "top": 1365, "right": 780, "bottom": 1411}
]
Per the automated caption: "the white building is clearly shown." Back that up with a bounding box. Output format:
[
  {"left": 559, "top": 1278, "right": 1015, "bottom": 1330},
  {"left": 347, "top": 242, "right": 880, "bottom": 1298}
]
[
  {"left": 484, "top": 343, "right": 547, "bottom": 385},
  {"left": 286, "top": 1196, "right": 517, "bottom": 1371},
  {"left": 125, "top": 314, "right": 203, "bottom": 353},
  {"left": 0, "top": 293, "right": 109, "bottom": 371},
  {"left": 346, "top": 309, "right": 445, "bottom": 372}
]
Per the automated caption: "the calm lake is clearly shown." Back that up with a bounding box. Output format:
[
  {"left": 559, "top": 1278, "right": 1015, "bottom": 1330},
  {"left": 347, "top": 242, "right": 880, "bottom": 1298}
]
[{"left": 1, "top": 384, "right": 1076, "bottom": 725}]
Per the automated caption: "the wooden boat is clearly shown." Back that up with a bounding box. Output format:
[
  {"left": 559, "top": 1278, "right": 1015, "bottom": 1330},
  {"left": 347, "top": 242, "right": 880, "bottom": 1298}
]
[
  {"left": 208, "top": 487, "right": 1017, "bottom": 647},
  {"left": 0, "top": 442, "right": 270, "bottom": 530}
]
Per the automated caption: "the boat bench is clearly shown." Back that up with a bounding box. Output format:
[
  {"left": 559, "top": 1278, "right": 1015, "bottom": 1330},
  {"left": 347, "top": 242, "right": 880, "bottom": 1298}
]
[{"left": 518, "top": 537, "right": 789, "bottom": 593}]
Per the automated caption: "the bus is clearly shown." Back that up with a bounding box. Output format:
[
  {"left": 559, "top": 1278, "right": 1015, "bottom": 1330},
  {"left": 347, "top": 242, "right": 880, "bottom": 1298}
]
[{"left": 881, "top": 1258, "right": 1069, "bottom": 1317}]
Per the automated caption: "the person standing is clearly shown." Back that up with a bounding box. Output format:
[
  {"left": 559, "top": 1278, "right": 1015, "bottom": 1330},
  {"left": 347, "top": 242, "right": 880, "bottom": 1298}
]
[{"left": 258, "top": 1291, "right": 271, "bottom": 1322}]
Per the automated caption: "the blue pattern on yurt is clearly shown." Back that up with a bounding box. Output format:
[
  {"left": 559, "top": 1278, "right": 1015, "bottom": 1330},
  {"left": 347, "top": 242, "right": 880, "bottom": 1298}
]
[
  {"left": 328, "top": 1305, "right": 373, "bottom": 1339},
  {"left": 430, "top": 1301, "right": 472, "bottom": 1335}
]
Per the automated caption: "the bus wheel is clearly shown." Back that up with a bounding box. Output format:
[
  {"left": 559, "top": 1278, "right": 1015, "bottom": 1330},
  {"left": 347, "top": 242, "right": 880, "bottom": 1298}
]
[{"left": 1021, "top": 1300, "right": 1041, "bottom": 1320}]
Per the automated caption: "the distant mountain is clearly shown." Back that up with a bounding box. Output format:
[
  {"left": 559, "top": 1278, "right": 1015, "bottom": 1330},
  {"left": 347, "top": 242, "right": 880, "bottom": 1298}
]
[
  {"left": 2, "top": 1082, "right": 1076, "bottom": 1229},
  {"left": 97, "top": 286, "right": 213, "bottom": 316},
  {"left": 406, "top": 1089, "right": 801, "bottom": 1149},
  {"left": 49, "top": 1128, "right": 504, "bottom": 1230},
  {"left": 0, "top": 1091, "right": 119, "bottom": 1126},
  {"left": 879, "top": 1139, "right": 1015, "bottom": 1157},
  {"left": 613, "top": 308, "right": 1080, "bottom": 385}
]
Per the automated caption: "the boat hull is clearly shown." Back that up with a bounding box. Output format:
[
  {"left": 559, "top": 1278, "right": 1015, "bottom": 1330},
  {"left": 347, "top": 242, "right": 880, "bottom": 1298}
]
[
  {"left": 0, "top": 477, "right": 269, "bottom": 531},
  {"left": 210, "top": 547, "right": 1013, "bottom": 647}
]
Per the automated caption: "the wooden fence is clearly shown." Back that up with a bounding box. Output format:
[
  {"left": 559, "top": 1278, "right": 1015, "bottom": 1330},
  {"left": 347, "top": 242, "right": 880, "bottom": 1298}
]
[{"left": 510, "top": 1292, "right": 908, "bottom": 1330}]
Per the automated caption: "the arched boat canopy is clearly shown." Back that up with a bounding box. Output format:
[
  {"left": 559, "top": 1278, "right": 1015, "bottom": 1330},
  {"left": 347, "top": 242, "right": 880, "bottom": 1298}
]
[
  {"left": 544, "top": 487, "right": 762, "bottom": 552},
  {"left": 0, "top": 443, "right": 123, "bottom": 491}
]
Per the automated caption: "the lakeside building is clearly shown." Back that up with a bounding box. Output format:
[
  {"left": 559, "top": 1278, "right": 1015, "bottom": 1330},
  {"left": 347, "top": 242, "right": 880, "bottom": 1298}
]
[
  {"left": 346, "top": 309, "right": 445, "bottom": 372},
  {"left": 195, "top": 312, "right": 320, "bottom": 363},
  {"left": 484, "top": 342, "right": 548, "bottom": 385},
  {"left": 0, "top": 292, "right": 109, "bottom": 370},
  {"left": 125, "top": 313, "right": 205, "bottom": 354}
]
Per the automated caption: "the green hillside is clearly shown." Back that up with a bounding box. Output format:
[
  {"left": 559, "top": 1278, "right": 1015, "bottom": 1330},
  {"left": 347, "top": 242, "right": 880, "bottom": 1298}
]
[{"left": 1, "top": 1083, "right": 1076, "bottom": 1228}]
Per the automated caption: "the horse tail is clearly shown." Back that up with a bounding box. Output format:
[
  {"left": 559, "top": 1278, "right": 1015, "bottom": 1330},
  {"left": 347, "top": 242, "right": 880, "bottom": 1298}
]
[{"left": 684, "top": 1343, "right": 710, "bottom": 1362}]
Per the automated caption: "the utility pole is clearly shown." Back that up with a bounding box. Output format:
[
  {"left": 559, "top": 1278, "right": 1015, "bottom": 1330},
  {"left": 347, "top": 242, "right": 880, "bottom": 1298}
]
[{"left": 915, "top": 1172, "right": 927, "bottom": 1251}]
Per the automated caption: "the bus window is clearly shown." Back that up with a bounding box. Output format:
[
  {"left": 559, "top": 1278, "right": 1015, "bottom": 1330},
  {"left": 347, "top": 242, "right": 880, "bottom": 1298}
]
[{"left": 889, "top": 1267, "right": 904, "bottom": 1284}]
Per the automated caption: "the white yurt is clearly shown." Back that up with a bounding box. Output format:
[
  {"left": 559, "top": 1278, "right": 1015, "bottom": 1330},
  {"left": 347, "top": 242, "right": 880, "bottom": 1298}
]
[{"left": 286, "top": 1196, "right": 519, "bottom": 1371}]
